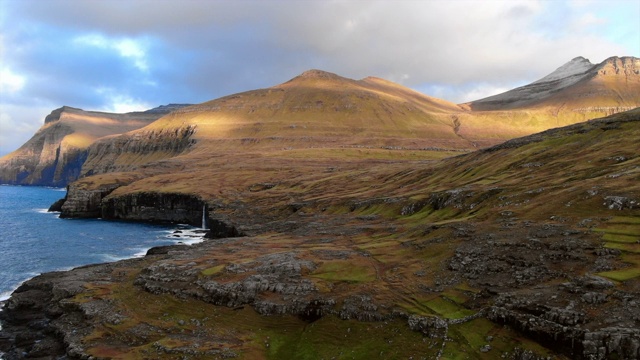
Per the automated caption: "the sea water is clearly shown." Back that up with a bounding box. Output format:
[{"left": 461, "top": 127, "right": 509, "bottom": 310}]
[{"left": 0, "top": 185, "right": 205, "bottom": 301}]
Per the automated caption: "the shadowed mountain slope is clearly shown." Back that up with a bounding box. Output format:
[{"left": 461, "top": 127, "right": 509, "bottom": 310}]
[{"left": 0, "top": 105, "right": 190, "bottom": 186}]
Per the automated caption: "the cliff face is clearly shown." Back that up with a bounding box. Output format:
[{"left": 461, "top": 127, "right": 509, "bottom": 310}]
[
  {"left": 80, "top": 124, "right": 196, "bottom": 177},
  {"left": 0, "top": 120, "right": 86, "bottom": 187},
  {"left": 0, "top": 105, "right": 190, "bottom": 187},
  {"left": 100, "top": 191, "right": 205, "bottom": 225}
]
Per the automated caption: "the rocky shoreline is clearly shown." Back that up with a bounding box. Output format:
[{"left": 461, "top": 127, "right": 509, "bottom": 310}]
[{"left": 2, "top": 197, "right": 639, "bottom": 358}]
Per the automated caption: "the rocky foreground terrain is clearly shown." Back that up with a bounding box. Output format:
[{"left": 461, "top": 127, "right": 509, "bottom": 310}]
[{"left": 1, "top": 108, "right": 639, "bottom": 359}]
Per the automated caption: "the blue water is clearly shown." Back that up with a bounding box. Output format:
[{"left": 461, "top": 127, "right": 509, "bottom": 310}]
[{"left": 0, "top": 185, "right": 204, "bottom": 300}]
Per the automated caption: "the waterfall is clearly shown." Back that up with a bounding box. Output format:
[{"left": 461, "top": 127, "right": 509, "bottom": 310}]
[{"left": 202, "top": 205, "right": 207, "bottom": 229}]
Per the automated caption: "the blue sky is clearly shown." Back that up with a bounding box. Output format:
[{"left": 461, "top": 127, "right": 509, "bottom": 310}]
[{"left": 1, "top": 0, "right": 638, "bottom": 156}]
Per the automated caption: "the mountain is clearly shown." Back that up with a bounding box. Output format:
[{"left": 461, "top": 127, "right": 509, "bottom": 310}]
[
  {"left": 467, "top": 56, "right": 640, "bottom": 111},
  {"left": 2, "top": 109, "right": 638, "bottom": 359},
  {"left": 2, "top": 57, "right": 638, "bottom": 188},
  {"left": 1, "top": 58, "right": 640, "bottom": 358},
  {"left": 0, "top": 104, "right": 191, "bottom": 186}
]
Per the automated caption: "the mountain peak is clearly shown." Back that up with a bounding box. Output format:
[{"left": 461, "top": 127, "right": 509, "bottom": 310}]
[
  {"left": 44, "top": 106, "right": 83, "bottom": 124},
  {"left": 531, "top": 56, "right": 594, "bottom": 84},
  {"left": 275, "top": 69, "right": 356, "bottom": 89},
  {"left": 468, "top": 55, "right": 639, "bottom": 110},
  {"left": 298, "top": 69, "right": 342, "bottom": 79}
]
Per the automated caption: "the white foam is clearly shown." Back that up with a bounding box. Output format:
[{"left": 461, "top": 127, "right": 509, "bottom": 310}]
[
  {"left": 176, "top": 237, "right": 205, "bottom": 245},
  {"left": 132, "top": 249, "right": 148, "bottom": 258},
  {"left": 100, "top": 254, "right": 129, "bottom": 262},
  {"left": 164, "top": 225, "right": 207, "bottom": 245}
]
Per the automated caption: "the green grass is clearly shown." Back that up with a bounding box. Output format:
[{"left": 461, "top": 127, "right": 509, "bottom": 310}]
[
  {"left": 423, "top": 296, "right": 475, "bottom": 319},
  {"left": 442, "top": 318, "right": 556, "bottom": 359},
  {"left": 602, "top": 233, "right": 640, "bottom": 243},
  {"left": 598, "top": 254, "right": 640, "bottom": 281},
  {"left": 598, "top": 268, "right": 640, "bottom": 282},
  {"left": 398, "top": 293, "right": 474, "bottom": 319},
  {"left": 310, "top": 260, "right": 376, "bottom": 283},
  {"left": 201, "top": 264, "right": 226, "bottom": 276},
  {"left": 260, "top": 316, "right": 441, "bottom": 360},
  {"left": 604, "top": 242, "right": 640, "bottom": 253}
]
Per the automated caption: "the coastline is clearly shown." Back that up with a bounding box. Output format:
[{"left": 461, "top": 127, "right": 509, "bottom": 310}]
[{"left": 0, "top": 224, "right": 208, "bottom": 302}]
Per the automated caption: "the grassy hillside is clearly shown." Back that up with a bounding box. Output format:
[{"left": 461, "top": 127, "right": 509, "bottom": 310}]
[{"left": 43, "top": 109, "right": 639, "bottom": 359}]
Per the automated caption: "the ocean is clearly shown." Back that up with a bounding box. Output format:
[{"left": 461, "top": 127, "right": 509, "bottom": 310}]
[{"left": 0, "top": 185, "right": 205, "bottom": 301}]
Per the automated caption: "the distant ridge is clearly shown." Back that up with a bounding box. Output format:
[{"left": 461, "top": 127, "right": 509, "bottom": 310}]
[
  {"left": 467, "top": 56, "right": 640, "bottom": 110},
  {"left": 2, "top": 57, "right": 639, "bottom": 188},
  {"left": 0, "top": 104, "right": 191, "bottom": 186}
]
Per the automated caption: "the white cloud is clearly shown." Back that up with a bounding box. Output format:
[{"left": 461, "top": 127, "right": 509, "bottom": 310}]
[
  {"left": 114, "top": 39, "right": 148, "bottom": 71},
  {"left": 74, "top": 34, "right": 149, "bottom": 72},
  {"left": 0, "top": 104, "right": 52, "bottom": 155},
  {"left": 95, "top": 87, "right": 150, "bottom": 113},
  {"left": 73, "top": 33, "right": 109, "bottom": 47},
  {"left": 0, "top": 68, "right": 26, "bottom": 94},
  {"left": 458, "top": 84, "right": 516, "bottom": 104}
]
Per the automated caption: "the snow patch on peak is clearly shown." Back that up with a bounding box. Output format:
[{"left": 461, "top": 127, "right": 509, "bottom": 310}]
[{"left": 532, "top": 57, "right": 594, "bottom": 84}]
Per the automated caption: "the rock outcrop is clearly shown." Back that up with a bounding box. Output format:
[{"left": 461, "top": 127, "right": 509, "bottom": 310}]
[{"left": 101, "top": 191, "right": 205, "bottom": 226}]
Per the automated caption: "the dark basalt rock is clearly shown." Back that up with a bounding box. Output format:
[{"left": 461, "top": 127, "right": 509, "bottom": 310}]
[
  {"left": 47, "top": 197, "right": 66, "bottom": 212},
  {"left": 101, "top": 192, "right": 206, "bottom": 226},
  {"left": 204, "top": 218, "right": 244, "bottom": 239},
  {"left": 145, "top": 244, "right": 188, "bottom": 256}
]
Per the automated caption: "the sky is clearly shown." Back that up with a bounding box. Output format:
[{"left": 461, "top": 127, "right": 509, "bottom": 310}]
[{"left": 1, "top": 0, "right": 639, "bottom": 156}]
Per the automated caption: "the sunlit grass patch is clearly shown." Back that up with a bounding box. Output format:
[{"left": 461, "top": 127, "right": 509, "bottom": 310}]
[
  {"left": 604, "top": 242, "right": 640, "bottom": 253},
  {"left": 443, "top": 318, "right": 556, "bottom": 359},
  {"left": 398, "top": 293, "right": 474, "bottom": 319},
  {"left": 201, "top": 264, "right": 226, "bottom": 276},
  {"left": 424, "top": 296, "right": 475, "bottom": 319},
  {"left": 598, "top": 254, "right": 640, "bottom": 281},
  {"left": 598, "top": 268, "right": 640, "bottom": 282},
  {"left": 260, "top": 315, "right": 440, "bottom": 360},
  {"left": 601, "top": 233, "right": 640, "bottom": 243},
  {"left": 310, "top": 260, "right": 376, "bottom": 283}
]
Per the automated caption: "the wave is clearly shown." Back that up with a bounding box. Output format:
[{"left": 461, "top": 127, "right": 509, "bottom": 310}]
[
  {"left": 100, "top": 253, "right": 132, "bottom": 262},
  {"left": 0, "top": 290, "right": 12, "bottom": 302},
  {"left": 133, "top": 249, "right": 148, "bottom": 258},
  {"left": 35, "top": 208, "right": 54, "bottom": 214}
]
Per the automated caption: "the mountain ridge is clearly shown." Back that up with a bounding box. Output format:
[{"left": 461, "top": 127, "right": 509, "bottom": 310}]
[
  {"left": 467, "top": 55, "right": 639, "bottom": 110},
  {"left": 1, "top": 56, "right": 638, "bottom": 189},
  {"left": 0, "top": 104, "right": 191, "bottom": 186}
]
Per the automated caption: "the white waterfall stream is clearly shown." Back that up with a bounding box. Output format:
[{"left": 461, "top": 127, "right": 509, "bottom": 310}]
[{"left": 202, "top": 205, "right": 207, "bottom": 230}]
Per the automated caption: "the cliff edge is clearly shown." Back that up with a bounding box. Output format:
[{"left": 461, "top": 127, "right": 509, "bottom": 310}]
[{"left": 0, "top": 104, "right": 190, "bottom": 187}]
